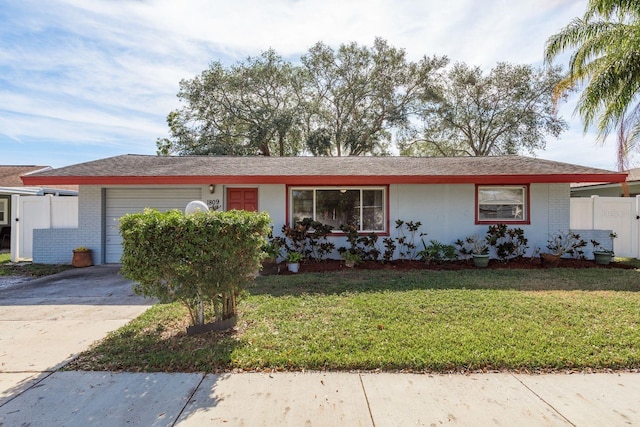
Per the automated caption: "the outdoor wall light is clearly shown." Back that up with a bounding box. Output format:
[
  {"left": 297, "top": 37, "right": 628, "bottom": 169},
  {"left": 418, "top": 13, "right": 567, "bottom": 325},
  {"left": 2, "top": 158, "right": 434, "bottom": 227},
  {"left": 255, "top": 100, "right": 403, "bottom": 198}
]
[{"left": 209, "top": 184, "right": 216, "bottom": 194}]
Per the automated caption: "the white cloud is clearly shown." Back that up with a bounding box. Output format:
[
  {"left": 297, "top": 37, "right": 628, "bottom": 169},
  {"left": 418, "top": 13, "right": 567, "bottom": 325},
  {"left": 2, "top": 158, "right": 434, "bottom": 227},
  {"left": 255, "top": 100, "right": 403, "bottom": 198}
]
[{"left": 1, "top": 0, "right": 631, "bottom": 170}]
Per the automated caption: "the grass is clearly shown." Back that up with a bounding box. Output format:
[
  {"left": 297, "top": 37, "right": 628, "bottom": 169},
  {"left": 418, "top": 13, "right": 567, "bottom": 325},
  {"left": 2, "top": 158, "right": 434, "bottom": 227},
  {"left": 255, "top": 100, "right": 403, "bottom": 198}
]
[
  {"left": 66, "top": 266, "right": 640, "bottom": 373},
  {"left": 0, "top": 252, "right": 72, "bottom": 277},
  {"left": 617, "top": 257, "right": 640, "bottom": 268}
]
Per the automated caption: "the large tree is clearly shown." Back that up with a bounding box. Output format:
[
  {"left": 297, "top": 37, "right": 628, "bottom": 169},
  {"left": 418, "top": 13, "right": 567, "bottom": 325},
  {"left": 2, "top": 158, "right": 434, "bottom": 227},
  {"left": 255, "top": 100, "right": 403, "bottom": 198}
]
[
  {"left": 399, "top": 62, "right": 567, "bottom": 157},
  {"left": 300, "top": 38, "right": 447, "bottom": 156},
  {"left": 545, "top": 0, "right": 640, "bottom": 170},
  {"left": 157, "top": 49, "right": 303, "bottom": 156}
]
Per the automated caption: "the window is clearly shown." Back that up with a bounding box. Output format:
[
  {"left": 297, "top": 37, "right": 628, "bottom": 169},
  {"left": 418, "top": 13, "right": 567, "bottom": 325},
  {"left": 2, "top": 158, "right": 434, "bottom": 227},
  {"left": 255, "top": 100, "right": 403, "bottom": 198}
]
[
  {"left": 477, "top": 185, "right": 528, "bottom": 223},
  {"left": 0, "top": 199, "right": 7, "bottom": 225},
  {"left": 290, "top": 187, "right": 386, "bottom": 232}
]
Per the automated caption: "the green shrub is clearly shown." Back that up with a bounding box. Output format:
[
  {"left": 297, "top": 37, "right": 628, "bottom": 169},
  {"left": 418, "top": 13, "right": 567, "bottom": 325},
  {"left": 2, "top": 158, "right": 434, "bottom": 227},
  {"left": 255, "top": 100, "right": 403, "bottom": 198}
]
[
  {"left": 418, "top": 239, "right": 457, "bottom": 264},
  {"left": 454, "top": 234, "right": 490, "bottom": 258},
  {"left": 337, "top": 225, "right": 381, "bottom": 261},
  {"left": 277, "top": 218, "right": 335, "bottom": 261},
  {"left": 119, "top": 208, "right": 271, "bottom": 326},
  {"left": 486, "top": 224, "right": 528, "bottom": 262},
  {"left": 395, "top": 219, "right": 426, "bottom": 260},
  {"left": 546, "top": 231, "right": 587, "bottom": 258}
]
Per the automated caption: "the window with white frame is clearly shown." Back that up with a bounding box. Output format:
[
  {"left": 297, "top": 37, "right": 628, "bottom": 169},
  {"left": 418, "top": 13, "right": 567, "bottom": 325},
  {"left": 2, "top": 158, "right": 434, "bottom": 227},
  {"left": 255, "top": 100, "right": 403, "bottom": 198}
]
[
  {"left": 477, "top": 185, "right": 527, "bottom": 223},
  {"left": 291, "top": 187, "right": 386, "bottom": 232},
  {"left": 0, "top": 199, "right": 7, "bottom": 225}
]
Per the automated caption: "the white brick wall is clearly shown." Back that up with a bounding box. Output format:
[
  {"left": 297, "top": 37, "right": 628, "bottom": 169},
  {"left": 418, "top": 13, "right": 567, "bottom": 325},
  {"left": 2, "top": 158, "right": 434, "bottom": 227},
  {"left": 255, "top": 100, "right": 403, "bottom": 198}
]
[
  {"left": 548, "top": 183, "right": 570, "bottom": 234},
  {"left": 545, "top": 184, "right": 614, "bottom": 258},
  {"left": 33, "top": 186, "right": 103, "bottom": 264}
]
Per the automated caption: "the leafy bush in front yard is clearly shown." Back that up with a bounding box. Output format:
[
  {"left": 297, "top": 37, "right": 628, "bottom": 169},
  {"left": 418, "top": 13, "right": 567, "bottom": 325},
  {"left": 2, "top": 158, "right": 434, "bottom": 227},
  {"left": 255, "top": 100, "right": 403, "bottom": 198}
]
[
  {"left": 486, "top": 224, "right": 528, "bottom": 262},
  {"left": 337, "top": 225, "right": 381, "bottom": 261},
  {"left": 395, "top": 219, "right": 426, "bottom": 260},
  {"left": 418, "top": 239, "right": 457, "bottom": 264},
  {"left": 119, "top": 208, "right": 271, "bottom": 326},
  {"left": 546, "top": 230, "right": 587, "bottom": 258},
  {"left": 276, "top": 218, "right": 335, "bottom": 261}
]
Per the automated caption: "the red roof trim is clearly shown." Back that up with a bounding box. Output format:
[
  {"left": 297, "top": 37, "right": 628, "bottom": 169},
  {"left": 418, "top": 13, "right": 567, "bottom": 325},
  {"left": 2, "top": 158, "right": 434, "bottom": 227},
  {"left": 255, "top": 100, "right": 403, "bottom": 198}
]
[{"left": 21, "top": 173, "right": 628, "bottom": 186}]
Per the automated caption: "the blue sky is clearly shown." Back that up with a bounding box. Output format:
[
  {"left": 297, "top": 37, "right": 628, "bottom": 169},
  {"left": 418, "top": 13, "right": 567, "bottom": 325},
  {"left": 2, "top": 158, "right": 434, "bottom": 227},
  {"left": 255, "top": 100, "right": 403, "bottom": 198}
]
[{"left": 0, "top": 0, "right": 630, "bottom": 170}]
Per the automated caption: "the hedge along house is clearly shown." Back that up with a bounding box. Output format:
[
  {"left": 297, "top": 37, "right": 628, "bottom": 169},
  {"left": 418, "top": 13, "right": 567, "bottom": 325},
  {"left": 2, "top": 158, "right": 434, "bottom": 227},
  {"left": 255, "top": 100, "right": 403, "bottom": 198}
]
[{"left": 21, "top": 154, "right": 626, "bottom": 265}]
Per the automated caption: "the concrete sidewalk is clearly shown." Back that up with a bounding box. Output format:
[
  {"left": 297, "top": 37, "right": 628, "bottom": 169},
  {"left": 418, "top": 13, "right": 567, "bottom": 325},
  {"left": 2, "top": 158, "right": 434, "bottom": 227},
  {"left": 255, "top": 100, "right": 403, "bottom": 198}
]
[
  {"left": 1, "top": 266, "right": 639, "bottom": 426},
  {"left": 1, "top": 371, "right": 639, "bottom": 426}
]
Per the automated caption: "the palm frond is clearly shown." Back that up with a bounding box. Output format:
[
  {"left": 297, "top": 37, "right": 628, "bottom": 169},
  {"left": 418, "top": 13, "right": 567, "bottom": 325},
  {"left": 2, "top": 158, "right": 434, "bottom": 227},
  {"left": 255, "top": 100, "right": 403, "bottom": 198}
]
[{"left": 546, "top": 0, "right": 640, "bottom": 167}]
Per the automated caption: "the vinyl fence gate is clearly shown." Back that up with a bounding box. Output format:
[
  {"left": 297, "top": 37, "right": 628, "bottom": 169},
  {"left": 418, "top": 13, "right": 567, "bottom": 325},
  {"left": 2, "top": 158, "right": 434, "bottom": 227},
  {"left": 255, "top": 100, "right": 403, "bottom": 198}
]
[
  {"left": 570, "top": 196, "right": 640, "bottom": 259},
  {"left": 10, "top": 195, "right": 79, "bottom": 261}
]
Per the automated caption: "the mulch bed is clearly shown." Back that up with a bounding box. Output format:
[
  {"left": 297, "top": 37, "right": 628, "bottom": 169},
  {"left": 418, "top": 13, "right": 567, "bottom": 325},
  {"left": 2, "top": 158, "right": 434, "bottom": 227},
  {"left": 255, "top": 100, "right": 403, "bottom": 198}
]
[{"left": 272, "top": 257, "right": 637, "bottom": 275}]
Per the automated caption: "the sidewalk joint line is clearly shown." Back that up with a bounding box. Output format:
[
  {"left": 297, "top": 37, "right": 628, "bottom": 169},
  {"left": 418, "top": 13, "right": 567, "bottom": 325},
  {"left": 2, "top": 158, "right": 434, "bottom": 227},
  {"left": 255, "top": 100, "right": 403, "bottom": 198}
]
[
  {"left": 510, "top": 373, "right": 576, "bottom": 427},
  {"left": 358, "top": 373, "right": 376, "bottom": 427},
  {"left": 171, "top": 373, "right": 206, "bottom": 426},
  {"left": 0, "top": 371, "right": 54, "bottom": 409}
]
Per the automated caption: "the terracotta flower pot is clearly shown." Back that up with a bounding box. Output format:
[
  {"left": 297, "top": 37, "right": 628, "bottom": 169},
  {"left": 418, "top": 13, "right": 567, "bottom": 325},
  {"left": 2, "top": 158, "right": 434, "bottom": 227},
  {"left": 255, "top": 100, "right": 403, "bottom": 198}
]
[{"left": 72, "top": 250, "right": 93, "bottom": 268}]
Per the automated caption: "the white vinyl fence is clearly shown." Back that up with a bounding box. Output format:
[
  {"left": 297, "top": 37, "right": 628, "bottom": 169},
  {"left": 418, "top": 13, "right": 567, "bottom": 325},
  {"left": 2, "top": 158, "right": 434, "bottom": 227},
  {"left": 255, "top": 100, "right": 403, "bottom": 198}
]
[
  {"left": 570, "top": 196, "right": 640, "bottom": 258},
  {"left": 11, "top": 195, "right": 78, "bottom": 261}
]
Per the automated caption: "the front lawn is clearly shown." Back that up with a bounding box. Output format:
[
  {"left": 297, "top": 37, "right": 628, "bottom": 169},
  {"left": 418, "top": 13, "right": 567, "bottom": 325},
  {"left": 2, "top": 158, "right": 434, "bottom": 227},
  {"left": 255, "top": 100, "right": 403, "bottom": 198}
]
[{"left": 66, "top": 268, "right": 640, "bottom": 373}]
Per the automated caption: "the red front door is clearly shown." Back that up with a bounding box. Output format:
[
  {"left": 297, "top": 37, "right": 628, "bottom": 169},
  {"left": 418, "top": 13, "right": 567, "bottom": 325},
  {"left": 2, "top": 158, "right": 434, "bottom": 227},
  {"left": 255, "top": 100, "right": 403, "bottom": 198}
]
[{"left": 227, "top": 188, "right": 258, "bottom": 211}]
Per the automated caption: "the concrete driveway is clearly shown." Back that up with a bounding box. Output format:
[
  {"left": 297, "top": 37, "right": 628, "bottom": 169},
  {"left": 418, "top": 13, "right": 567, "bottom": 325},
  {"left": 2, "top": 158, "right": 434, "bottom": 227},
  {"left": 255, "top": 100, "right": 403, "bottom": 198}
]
[{"left": 0, "top": 265, "right": 153, "bottom": 405}]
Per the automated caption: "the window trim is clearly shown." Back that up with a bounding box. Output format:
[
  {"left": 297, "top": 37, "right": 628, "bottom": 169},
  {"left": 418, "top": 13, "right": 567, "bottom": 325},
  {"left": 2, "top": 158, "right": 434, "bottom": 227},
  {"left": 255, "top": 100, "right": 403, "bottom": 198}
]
[
  {"left": 0, "top": 198, "right": 7, "bottom": 225},
  {"left": 286, "top": 185, "right": 390, "bottom": 235},
  {"left": 475, "top": 184, "right": 530, "bottom": 225}
]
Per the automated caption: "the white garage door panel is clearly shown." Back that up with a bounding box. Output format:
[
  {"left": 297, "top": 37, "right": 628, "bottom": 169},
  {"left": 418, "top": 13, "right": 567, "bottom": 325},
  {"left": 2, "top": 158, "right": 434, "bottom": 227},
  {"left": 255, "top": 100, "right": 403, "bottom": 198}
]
[{"left": 105, "top": 188, "right": 202, "bottom": 263}]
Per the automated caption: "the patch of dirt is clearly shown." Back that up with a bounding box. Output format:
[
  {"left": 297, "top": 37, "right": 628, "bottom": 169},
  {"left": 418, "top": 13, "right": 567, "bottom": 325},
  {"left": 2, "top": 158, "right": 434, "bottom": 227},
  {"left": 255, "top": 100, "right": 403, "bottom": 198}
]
[{"left": 273, "top": 257, "right": 637, "bottom": 275}]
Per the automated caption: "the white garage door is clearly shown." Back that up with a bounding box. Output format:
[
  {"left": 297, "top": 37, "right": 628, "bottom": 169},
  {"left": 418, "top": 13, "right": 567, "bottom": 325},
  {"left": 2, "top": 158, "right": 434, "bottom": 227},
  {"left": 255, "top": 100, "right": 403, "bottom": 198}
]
[{"left": 105, "top": 188, "right": 202, "bottom": 263}]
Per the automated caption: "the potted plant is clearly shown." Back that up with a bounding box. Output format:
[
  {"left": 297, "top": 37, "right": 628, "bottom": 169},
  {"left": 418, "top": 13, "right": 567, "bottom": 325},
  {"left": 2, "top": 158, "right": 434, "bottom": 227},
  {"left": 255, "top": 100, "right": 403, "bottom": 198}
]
[
  {"left": 72, "top": 246, "right": 93, "bottom": 268},
  {"left": 455, "top": 235, "right": 490, "bottom": 268},
  {"left": 286, "top": 251, "right": 302, "bottom": 273},
  {"left": 591, "top": 239, "right": 613, "bottom": 265},
  {"left": 541, "top": 231, "right": 586, "bottom": 267},
  {"left": 261, "top": 237, "right": 283, "bottom": 275},
  {"left": 342, "top": 251, "right": 361, "bottom": 268}
]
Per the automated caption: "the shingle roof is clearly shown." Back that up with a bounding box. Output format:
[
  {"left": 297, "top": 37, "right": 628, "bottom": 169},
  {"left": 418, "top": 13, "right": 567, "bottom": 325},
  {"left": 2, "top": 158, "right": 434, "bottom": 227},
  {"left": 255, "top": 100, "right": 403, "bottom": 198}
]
[
  {"left": 571, "top": 167, "right": 639, "bottom": 189},
  {"left": 21, "top": 154, "right": 627, "bottom": 186},
  {"left": 0, "top": 165, "right": 51, "bottom": 187}
]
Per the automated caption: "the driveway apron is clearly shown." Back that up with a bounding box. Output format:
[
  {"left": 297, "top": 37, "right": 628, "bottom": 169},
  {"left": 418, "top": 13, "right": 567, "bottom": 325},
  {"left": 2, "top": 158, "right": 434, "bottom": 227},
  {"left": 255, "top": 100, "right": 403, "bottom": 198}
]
[{"left": 0, "top": 265, "right": 153, "bottom": 405}]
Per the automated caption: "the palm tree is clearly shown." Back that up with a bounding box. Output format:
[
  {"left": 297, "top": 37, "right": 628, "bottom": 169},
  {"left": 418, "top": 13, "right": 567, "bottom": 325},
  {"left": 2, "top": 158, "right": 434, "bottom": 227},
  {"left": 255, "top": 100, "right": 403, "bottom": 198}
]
[{"left": 544, "top": 0, "right": 640, "bottom": 170}]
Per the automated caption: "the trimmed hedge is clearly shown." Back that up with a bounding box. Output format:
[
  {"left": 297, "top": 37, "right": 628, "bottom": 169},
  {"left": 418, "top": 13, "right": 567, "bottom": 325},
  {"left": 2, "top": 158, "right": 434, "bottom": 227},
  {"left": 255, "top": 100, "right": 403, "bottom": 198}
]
[{"left": 119, "top": 208, "right": 271, "bottom": 326}]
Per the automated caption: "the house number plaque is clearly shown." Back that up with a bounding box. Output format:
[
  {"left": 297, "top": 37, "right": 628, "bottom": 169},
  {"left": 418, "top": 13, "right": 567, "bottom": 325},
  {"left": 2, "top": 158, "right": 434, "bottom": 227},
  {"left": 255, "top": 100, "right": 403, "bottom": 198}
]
[{"left": 207, "top": 199, "right": 221, "bottom": 210}]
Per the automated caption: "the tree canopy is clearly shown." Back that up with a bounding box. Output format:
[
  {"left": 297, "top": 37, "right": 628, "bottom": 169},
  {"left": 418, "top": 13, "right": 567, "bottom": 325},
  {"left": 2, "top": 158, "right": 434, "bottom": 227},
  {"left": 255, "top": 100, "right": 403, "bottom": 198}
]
[
  {"left": 300, "top": 38, "right": 447, "bottom": 156},
  {"left": 157, "top": 50, "right": 303, "bottom": 156},
  {"left": 158, "top": 39, "right": 567, "bottom": 158},
  {"left": 399, "top": 62, "right": 567, "bottom": 157},
  {"left": 545, "top": 0, "right": 640, "bottom": 170}
]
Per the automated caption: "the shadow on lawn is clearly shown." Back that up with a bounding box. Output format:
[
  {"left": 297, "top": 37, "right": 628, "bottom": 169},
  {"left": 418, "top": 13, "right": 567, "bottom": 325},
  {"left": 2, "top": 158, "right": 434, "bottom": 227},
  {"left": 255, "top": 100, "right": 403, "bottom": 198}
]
[
  {"left": 64, "top": 314, "right": 243, "bottom": 373},
  {"left": 251, "top": 267, "right": 640, "bottom": 297}
]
